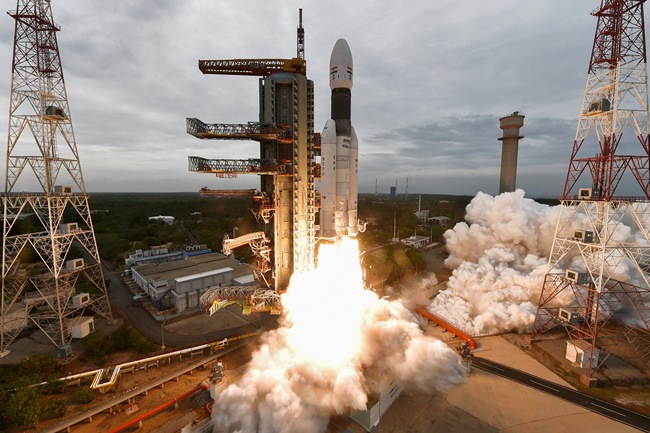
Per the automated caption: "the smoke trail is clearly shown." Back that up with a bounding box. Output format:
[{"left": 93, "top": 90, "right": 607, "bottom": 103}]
[{"left": 211, "top": 238, "right": 465, "bottom": 433}]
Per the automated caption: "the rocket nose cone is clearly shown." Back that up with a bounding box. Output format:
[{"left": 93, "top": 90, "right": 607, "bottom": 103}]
[{"left": 330, "top": 38, "right": 353, "bottom": 90}]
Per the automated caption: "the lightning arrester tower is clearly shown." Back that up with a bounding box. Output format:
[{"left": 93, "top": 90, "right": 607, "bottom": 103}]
[
  {"left": 1, "top": 0, "right": 112, "bottom": 358},
  {"left": 531, "top": 0, "right": 650, "bottom": 377}
]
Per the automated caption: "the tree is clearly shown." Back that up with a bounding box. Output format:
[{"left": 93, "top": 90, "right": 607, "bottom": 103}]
[{"left": 2, "top": 387, "right": 41, "bottom": 427}]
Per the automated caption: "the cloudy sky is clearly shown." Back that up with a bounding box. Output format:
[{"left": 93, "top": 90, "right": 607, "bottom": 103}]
[{"left": 0, "top": 1, "right": 607, "bottom": 197}]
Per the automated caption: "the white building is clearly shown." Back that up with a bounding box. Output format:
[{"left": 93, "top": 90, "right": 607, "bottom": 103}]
[
  {"left": 401, "top": 234, "right": 430, "bottom": 248},
  {"left": 429, "top": 216, "right": 451, "bottom": 225},
  {"left": 125, "top": 245, "right": 211, "bottom": 268},
  {"left": 131, "top": 252, "right": 255, "bottom": 312},
  {"left": 415, "top": 209, "right": 429, "bottom": 223},
  {"left": 350, "top": 369, "right": 403, "bottom": 431},
  {"left": 149, "top": 215, "right": 175, "bottom": 225}
]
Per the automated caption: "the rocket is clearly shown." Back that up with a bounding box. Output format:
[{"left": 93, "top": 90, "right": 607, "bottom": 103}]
[{"left": 320, "top": 38, "right": 359, "bottom": 241}]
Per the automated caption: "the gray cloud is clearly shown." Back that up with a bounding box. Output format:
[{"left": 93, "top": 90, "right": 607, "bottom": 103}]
[{"left": 0, "top": 1, "right": 619, "bottom": 196}]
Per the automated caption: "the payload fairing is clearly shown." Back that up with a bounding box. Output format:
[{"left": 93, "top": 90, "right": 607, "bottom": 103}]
[{"left": 320, "top": 39, "right": 361, "bottom": 241}]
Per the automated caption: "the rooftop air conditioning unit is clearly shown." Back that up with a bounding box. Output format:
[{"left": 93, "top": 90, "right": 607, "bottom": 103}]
[
  {"left": 573, "top": 230, "right": 594, "bottom": 243},
  {"left": 578, "top": 188, "right": 592, "bottom": 200},
  {"left": 565, "top": 269, "right": 590, "bottom": 284},
  {"left": 558, "top": 308, "right": 579, "bottom": 324}
]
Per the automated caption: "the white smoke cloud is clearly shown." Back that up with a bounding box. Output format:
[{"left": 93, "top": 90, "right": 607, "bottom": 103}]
[
  {"left": 211, "top": 239, "right": 465, "bottom": 433},
  {"left": 428, "top": 189, "right": 650, "bottom": 335},
  {"left": 428, "top": 190, "right": 560, "bottom": 335}
]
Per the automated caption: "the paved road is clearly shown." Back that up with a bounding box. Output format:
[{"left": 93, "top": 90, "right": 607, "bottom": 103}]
[
  {"left": 473, "top": 357, "right": 650, "bottom": 432},
  {"left": 102, "top": 262, "right": 258, "bottom": 348}
]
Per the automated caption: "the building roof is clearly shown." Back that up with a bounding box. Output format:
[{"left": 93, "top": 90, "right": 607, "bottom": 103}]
[
  {"left": 133, "top": 252, "right": 252, "bottom": 283},
  {"left": 175, "top": 267, "right": 234, "bottom": 283}
]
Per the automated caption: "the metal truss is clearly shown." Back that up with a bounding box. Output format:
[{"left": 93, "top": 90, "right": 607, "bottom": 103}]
[
  {"left": 199, "top": 58, "right": 306, "bottom": 76},
  {"left": 222, "top": 232, "right": 272, "bottom": 288},
  {"left": 564, "top": 0, "right": 650, "bottom": 200},
  {"left": 200, "top": 286, "right": 281, "bottom": 315},
  {"left": 1, "top": 0, "right": 112, "bottom": 356},
  {"left": 251, "top": 193, "right": 275, "bottom": 224},
  {"left": 188, "top": 156, "right": 287, "bottom": 177},
  {"left": 534, "top": 1, "right": 650, "bottom": 377},
  {"left": 533, "top": 199, "right": 650, "bottom": 374},
  {"left": 186, "top": 118, "right": 290, "bottom": 141}
]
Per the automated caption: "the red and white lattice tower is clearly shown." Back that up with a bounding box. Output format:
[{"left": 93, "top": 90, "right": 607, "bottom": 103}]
[
  {"left": 531, "top": 0, "right": 650, "bottom": 376},
  {"left": 1, "top": 0, "right": 112, "bottom": 357}
]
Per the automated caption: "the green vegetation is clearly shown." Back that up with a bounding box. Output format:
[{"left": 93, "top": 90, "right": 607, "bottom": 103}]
[
  {"left": 73, "top": 387, "right": 96, "bottom": 404},
  {"left": 0, "top": 325, "right": 152, "bottom": 429},
  {"left": 1, "top": 387, "right": 41, "bottom": 427},
  {"left": 356, "top": 194, "right": 470, "bottom": 287},
  {"left": 81, "top": 324, "right": 157, "bottom": 365},
  {"left": 0, "top": 354, "right": 67, "bottom": 428},
  {"left": 88, "top": 193, "right": 261, "bottom": 265}
]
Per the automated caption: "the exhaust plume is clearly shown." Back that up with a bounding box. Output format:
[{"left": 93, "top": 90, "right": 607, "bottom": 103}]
[{"left": 211, "top": 238, "right": 465, "bottom": 433}]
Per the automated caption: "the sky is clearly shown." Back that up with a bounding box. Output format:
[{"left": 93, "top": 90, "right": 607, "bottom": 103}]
[{"left": 0, "top": 1, "right": 609, "bottom": 197}]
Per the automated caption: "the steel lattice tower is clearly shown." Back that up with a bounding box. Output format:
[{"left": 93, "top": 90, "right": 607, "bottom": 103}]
[
  {"left": 1, "top": 0, "right": 112, "bottom": 357},
  {"left": 532, "top": 0, "right": 650, "bottom": 376}
]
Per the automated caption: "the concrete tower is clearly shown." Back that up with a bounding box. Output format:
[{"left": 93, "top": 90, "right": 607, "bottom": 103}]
[{"left": 498, "top": 112, "right": 525, "bottom": 194}]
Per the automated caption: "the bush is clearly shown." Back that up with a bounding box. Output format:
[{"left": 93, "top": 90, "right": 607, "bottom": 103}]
[
  {"left": 19, "top": 354, "right": 62, "bottom": 381},
  {"left": 73, "top": 387, "right": 95, "bottom": 404},
  {"left": 44, "top": 398, "right": 67, "bottom": 418},
  {"left": 1, "top": 387, "right": 41, "bottom": 427},
  {"left": 81, "top": 330, "right": 109, "bottom": 365},
  {"left": 43, "top": 378, "right": 67, "bottom": 395}
]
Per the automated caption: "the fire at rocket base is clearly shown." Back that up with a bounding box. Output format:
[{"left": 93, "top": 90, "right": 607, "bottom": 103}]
[{"left": 320, "top": 38, "right": 360, "bottom": 241}]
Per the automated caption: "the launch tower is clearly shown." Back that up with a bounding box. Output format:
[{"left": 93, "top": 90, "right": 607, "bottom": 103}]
[
  {"left": 187, "top": 11, "right": 316, "bottom": 291},
  {"left": 531, "top": 0, "right": 650, "bottom": 376},
  {"left": 1, "top": 0, "right": 112, "bottom": 357}
]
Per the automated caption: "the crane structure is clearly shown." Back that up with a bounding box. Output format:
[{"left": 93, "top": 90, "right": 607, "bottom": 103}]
[
  {"left": 1, "top": 0, "right": 112, "bottom": 357},
  {"left": 187, "top": 10, "right": 316, "bottom": 292},
  {"left": 531, "top": 0, "right": 650, "bottom": 376}
]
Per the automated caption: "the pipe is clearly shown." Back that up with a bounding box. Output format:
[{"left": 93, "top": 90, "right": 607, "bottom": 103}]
[
  {"left": 205, "top": 400, "right": 213, "bottom": 415},
  {"left": 414, "top": 306, "right": 477, "bottom": 349},
  {"left": 108, "top": 383, "right": 209, "bottom": 433}
]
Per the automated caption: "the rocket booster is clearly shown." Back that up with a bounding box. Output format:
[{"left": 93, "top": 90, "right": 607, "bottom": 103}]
[{"left": 320, "top": 39, "right": 359, "bottom": 241}]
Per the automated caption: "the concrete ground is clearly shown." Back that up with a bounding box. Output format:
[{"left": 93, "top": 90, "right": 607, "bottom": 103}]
[{"left": 329, "top": 326, "right": 643, "bottom": 433}]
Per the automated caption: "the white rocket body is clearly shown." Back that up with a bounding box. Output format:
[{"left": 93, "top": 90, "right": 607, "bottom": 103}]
[{"left": 320, "top": 39, "right": 358, "bottom": 241}]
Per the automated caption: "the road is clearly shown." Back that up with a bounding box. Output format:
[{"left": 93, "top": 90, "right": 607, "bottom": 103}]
[{"left": 473, "top": 357, "right": 650, "bottom": 432}]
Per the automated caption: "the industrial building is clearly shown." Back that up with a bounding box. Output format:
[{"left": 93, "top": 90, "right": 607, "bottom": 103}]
[
  {"left": 131, "top": 252, "right": 255, "bottom": 312},
  {"left": 125, "top": 244, "right": 211, "bottom": 268}
]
